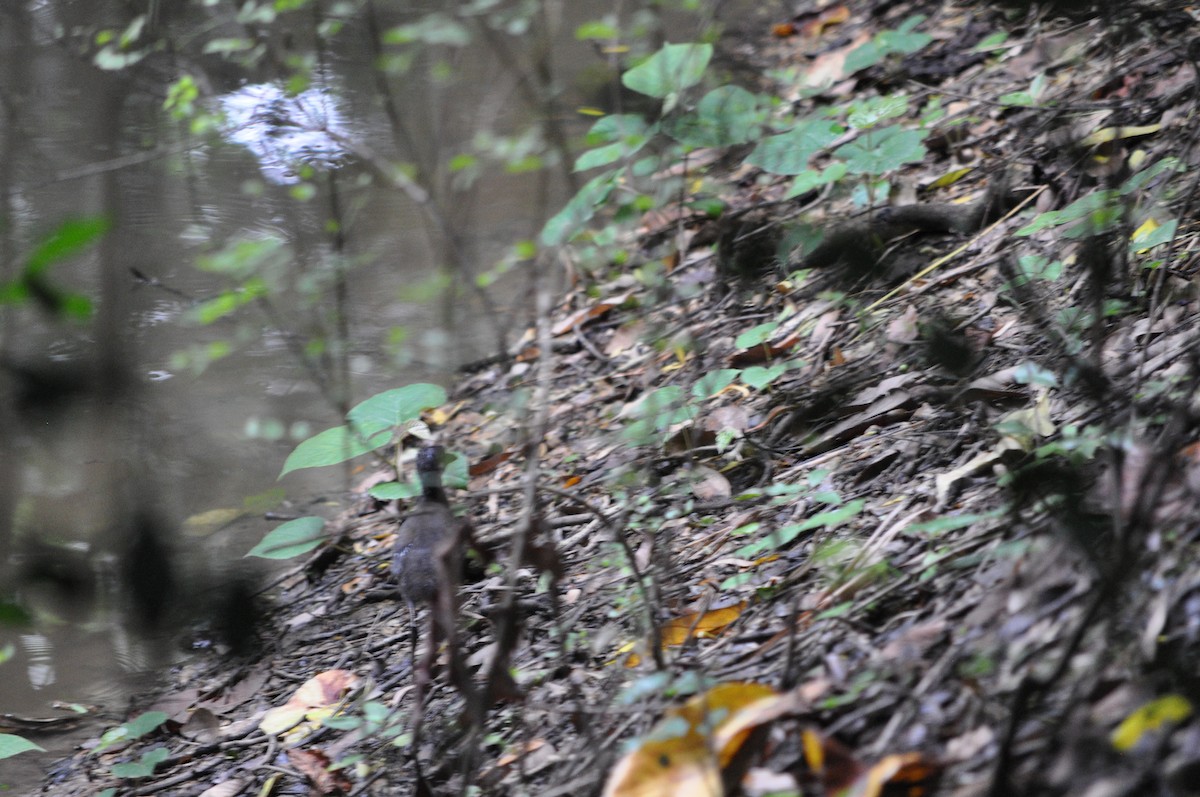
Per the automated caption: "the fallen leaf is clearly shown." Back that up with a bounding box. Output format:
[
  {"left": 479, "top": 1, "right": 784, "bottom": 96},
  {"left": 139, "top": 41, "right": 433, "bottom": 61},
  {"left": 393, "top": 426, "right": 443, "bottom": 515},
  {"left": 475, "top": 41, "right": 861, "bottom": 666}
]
[
  {"left": 288, "top": 748, "right": 353, "bottom": 795},
  {"left": 180, "top": 708, "right": 219, "bottom": 744},
  {"left": 1111, "top": 694, "right": 1193, "bottom": 752},
  {"left": 602, "top": 683, "right": 779, "bottom": 797},
  {"left": 552, "top": 292, "right": 632, "bottom": 336},
  {"left": 691, "top": 466, "right": 732, "bottom": 501}
]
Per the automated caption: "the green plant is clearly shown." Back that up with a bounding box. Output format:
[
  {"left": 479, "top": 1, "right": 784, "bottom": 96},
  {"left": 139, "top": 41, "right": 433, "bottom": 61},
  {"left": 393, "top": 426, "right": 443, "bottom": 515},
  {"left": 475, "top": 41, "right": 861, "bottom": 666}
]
[
  {"left": 0, "top": 733, "right": 45, "bottom": 760},
  {"left": 95, "top": 711, "right": 168, "bottom": 754},
  {"left": 551, "top": 16, "right": 938, "bottom": 268},
  {"left": 721, "top": 476, "right": 866, "bottom": 590},
  {"left": 248, "top": 382, "right": 465, "bottom": 558},
  {"left": 0, "top": 217, "right": 107, "bottom": 320},
  {"left": 110, "top": 747, "right": 169, "bottom": 779}
]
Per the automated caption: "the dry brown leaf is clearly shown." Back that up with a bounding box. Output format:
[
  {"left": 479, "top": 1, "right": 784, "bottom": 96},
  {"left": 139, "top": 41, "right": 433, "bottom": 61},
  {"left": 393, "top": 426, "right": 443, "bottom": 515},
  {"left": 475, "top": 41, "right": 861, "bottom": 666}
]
[
  {"left": 660, "top": 602, "right": 747, "bottom": 646},
  {"left": 292, "top": 670, "right": 359, "bottom": 708},
  {"left": 703, "top": 404, "right": 750, "bottom": 434},
  {"left": 607, "top": 320, "right": 646, "bottom": 357},
  {"left": 259, "top": 669, "right": 360, "bottom": 736},
  {"left": 553, "top": 292, "right": 631, "bottom": 336},
  {"left": 804, "top": 31, "right": 872, "bottom": 87},
  {"left": 729, "top": 332, "right": 802, "bottom": 366},
  {"left": 197, "top": 781, "right": 249, "bottom": 797},
  {"left": 180, "top": 707, "right": 219, "bottom": 744},
  {"left": 288, "top": 748, "right": 353, "bottom": 795},
  {"left": 799, "top": 5, "right": 850, "bottom": 38},
  {"left": 469, "top": 449, "right": 513, "bottom": 477},
  {"left": 691, "top": 466, "right": 732, "bottom": 501},
  {"left": 886, "top": 305, "right": 920, "bottom": 344},
  {"left": 601, "top": 683, "right": 778, "bottom": 797}
]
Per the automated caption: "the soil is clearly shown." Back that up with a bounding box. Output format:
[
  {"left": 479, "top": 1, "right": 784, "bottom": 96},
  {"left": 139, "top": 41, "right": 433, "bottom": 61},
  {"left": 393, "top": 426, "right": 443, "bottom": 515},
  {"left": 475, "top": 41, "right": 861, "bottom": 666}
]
[{"left": 33, "top": 1, "right": 1200, "bottom": 795}]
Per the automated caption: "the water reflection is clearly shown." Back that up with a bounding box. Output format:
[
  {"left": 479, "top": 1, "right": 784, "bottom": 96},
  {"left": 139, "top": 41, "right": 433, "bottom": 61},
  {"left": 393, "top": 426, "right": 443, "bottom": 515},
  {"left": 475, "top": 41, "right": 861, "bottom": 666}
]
[{"left": 220, "top": 82, "right": 350, "bottom": 185}]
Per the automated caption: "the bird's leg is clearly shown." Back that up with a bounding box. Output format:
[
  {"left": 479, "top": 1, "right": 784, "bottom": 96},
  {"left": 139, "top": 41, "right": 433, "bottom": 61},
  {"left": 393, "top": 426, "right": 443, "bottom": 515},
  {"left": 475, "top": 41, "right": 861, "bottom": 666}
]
[
  {"left": 406, "top": 598, "right": 419, "bottom": 670},
  {"left": 409, "top": 598, "right": 431, "bottom": 731}
]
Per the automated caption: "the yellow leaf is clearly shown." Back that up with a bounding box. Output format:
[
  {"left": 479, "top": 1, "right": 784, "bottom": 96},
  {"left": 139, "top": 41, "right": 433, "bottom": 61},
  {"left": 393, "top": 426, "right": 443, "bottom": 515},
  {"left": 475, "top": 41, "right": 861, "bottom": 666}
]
[
  {"left": 1131, "top": 217, "right": 1160, "bottom": 243},
  {"left": 182, "top": 507, "right": 245, "bottom": 536},
  {"left": 1080, "top": 123, "right": 1161, "bottom": 147},
  {"left": 1111, "top": 694, "right": 1192, "bottom": 752},
  {"left": 926, "top": 167, "right": 973, "bottom": 190}
]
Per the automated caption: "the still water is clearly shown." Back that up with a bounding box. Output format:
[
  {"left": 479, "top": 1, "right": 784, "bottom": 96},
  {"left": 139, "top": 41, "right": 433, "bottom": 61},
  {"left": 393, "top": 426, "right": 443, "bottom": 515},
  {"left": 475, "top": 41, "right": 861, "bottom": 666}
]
[{"left": 0, "top": 0, "right": 751, "bottom": 787}]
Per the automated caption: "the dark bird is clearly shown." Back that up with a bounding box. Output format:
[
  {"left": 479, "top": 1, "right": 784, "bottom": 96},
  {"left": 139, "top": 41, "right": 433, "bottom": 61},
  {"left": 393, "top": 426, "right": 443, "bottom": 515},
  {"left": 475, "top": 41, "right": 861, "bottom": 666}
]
[
  {"left": 390, "top": 444, "right": 464, "bottom": 605},
  {"left": 390, "top": 444, "right": 471, "bottom": 679}
]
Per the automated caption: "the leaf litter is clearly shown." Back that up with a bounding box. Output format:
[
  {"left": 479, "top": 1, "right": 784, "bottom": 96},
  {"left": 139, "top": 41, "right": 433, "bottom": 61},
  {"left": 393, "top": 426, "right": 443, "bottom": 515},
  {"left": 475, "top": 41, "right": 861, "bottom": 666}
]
[{"left": 45, "top": 1, "right": 1200, "bottom": 795}]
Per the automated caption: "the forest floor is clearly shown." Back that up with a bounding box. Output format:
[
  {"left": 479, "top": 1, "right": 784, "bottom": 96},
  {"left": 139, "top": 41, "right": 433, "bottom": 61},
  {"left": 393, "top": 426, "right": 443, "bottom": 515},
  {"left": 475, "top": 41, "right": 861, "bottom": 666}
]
[{"left": 38, "top": 1, "right": 1200, "bottom": 795}]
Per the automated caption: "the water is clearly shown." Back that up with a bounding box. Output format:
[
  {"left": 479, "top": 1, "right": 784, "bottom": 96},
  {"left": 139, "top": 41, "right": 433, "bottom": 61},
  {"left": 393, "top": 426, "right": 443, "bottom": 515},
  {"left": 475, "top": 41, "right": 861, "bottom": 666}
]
[{"left": 0, "top": 0, "right": 741, "bottom": 787}]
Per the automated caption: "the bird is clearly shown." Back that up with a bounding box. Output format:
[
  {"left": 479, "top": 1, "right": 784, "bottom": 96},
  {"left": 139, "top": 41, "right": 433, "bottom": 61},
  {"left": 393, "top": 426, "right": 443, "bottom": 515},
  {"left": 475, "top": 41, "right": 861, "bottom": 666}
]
[
  {"left": 390, "top": 444, "right": 463, "bottom": 605},
  {"left": 390, "top": 444, "right": 468, "bottom": 679}
]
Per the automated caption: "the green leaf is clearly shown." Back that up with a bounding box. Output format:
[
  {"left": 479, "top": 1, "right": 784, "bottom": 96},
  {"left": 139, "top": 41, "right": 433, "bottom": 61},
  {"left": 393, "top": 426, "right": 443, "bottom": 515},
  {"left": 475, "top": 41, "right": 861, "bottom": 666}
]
[
  {"left": 575, "top": 20, "right": 619, "bottom": 40},
  {"left": 836, "top": 125, "right": 927, "bottom": 176},
  {"left": 575, "top": 115, "right": 655, "bottom": 171},
  {"left": 246, "top": 516, "right": 325, "bottom": 559},
  {"left": 692, "top": 369, "right": 740, "bottom": 399},
  {"left": 621, "top": 43, "right": 713, "bottom": 99},
  {"left": 906, "top": 509, "right": 1002, "bottom": 537},
  {"left": 93, "top": 46, "right": 146, "bottom": 70},
  {"left": 347, "top": 383, "right": 447, "bottom": 436},
  {"left": 202, "top": 38, "right": 255, "bottom": 54},
  {"left": 195, "top": 235, "right": 287, "bottom": 277},
  {"left": 746, "top": 119, "right": 843, "bottom": 175},
  {"left": 384, "top": 15, "right": 471, "bottom": 46},
  {"left": 663, "top": 86, "right": 764, "bottom": 148},
  {"left": 26, "top": 217, "right": 110, "bottom": 275},
  {"left": 111, "top": 747, "right": 169, "bottom": 779},
  {"left": 621, "top": 385, "right": 693, "bottom": 443},
  {"left": 541, "top": 171, "right": 616, "bottom": 246},
  {"left": 1120, "top": 157, "right": 1183, "bottom": 195},
  {"left": 734, "top": 499, "right": 866, "bottom": 558},
  {"left": 1015, "top": 190, "right": 1119, "bottom": 238},
  {"left": 844, "top": 15, "right": 931, "bottom": 73},
  {"left": 96, "top": 711, "right": 169, "bottom": 753},
  {"left": 734, "top": 322, "right": 779, "bottom": 349},
  {"left": 188, "top": 278, "right": 267, "bottom": 324},
  {"left": 974, "top": 31, "right": 1009, "bottom": 51},
  {"left": 321, "top": 715, "right": 363, "bottom": 731},
  {"left": 786, "top": 163, "right": 847, "bottom": 198},
  {"left": 279, "top": 425, "right": 392, "bottom": 477},
  {"left": 0, "top": 734, "right": 45, "bottom": 759},
  {"left": 741, "top": 363, "right": 788, "bottom": 390},
  {"left": 847, "top": 94, "right": 909, "bottom": 129},
  {"left": 1130, "top": 219, "right": 1177, "bottom": 251},
  {"left": 1012, "top": 362, "right": 1059, "bottom": 387},
  {"left": 442, "top": 450, "right": 469, "bottom": 489},
  {"left": 0, "top": 601, "right": 32, "bottom": 627},
  {"left": 369, "top": 481, "right": 417, "bottom": 501}
]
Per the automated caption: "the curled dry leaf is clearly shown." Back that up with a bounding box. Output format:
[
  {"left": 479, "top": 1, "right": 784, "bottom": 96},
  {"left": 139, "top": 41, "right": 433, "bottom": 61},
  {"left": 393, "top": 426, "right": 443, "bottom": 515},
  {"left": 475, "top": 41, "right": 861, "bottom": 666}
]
[
  {"left": 552, "top": 292, "right": 631, "bottom": 336},
  {"left": 602, "top": 682, "right": 782, "bottom": 797},
  {"left": 625, "top": 602, "right": 747, "bottom": 667},
  {"left": 259, "top": 669, "right": 360, "bottom": 736},
  {"left": 180, "top": 707, "right": 219, "bottom": 744},
  {"left": 801, "top": 728, "right": 942, "bottom": 796}
]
